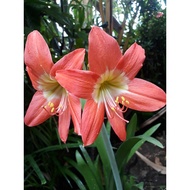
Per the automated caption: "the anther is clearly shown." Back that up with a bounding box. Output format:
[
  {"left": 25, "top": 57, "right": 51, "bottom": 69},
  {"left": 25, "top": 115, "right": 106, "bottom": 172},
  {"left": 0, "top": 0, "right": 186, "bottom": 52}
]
[
  {"left": 125, "top": 100, "right": 129, "bottom": 104},
  {"left": 48, "top": 102, "right": 54, "bottom": 108},
  {"left": 115, "top": 96, "right": 119, "bottom": 103},
  {"left": 42, "top": 102, "right": 56, "bottom": 115},
  {"left": 111, "top": 107, "right": 115, "bottom": 111},
  {"left": 115, "top": 96, "right": 130, "bottom": 106}
]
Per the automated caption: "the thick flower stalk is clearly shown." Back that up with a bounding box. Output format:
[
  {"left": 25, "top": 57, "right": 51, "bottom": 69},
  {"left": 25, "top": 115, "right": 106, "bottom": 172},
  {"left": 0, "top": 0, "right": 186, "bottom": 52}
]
[
  {"left": 24, "top": 30, "right": 85, "bottom": 143},
  {"left": 55, "top": 26, "right": 166, "bottom": 146}
]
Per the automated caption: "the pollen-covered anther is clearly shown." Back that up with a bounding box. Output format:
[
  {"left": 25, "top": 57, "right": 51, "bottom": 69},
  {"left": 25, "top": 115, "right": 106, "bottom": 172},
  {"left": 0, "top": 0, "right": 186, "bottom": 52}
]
[
  {"left": 48, "top": 102, "right": 54, "bottom": 108},
  {"left": 121, "top": 96, "right": 129, "bottom": 105},
  {"left": 115, "top": 96, "right": 119, "bottom": 104},
  {"left": 43, "top": 101, "right": 56, "bottom": 115},
  {"left": 114, "top": 96, "right": 129, "bottom": 113}
]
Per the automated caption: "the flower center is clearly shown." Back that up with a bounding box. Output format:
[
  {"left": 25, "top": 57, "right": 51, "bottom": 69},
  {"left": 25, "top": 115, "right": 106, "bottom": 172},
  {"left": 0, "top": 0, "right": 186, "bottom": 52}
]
[
  {"left": 38, "top": 73, "right": 68, "bottom": 115},
  {"left": 92, "top": 69, "right": 130, "bottom": 122}
]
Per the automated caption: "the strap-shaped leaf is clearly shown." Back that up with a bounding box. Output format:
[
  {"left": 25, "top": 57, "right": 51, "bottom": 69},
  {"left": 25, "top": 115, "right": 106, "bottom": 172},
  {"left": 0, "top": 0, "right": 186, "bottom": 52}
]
[
  {"left": 75, "top": 150, "right": 103, "bottom": 190},
  {"left": 126, "top": 113, "right": 138, "bottom": 139},
  {"left": 95, "top": 124, "right": 123, "bottom": 190},
  {"left": 53, "top": 156, "right": 87, "bottom": 190},
  {"left": 79, "top": 145, "right": 103, "bottom": 188},
  {"left": 64, "top": 168, "right": 87, "bottom": 190},
  {"left": 29, "top": 142, "right": 82, "bottom": 155},
  {"left": 26, "top": 155, "right": 46, "bottom": 185},
  {"left": 116, "top": 123, "right": 162, "bottom": 171}
]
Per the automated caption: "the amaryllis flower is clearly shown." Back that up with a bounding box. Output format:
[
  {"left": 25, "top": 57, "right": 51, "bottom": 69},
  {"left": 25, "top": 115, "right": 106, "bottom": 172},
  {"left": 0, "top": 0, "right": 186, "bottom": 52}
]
[
  {"left": 55, "top": 26, "right": 166, "bottom": 146},
  {"left": 24, "top": 30, "right": 85, "bottom": 143}
]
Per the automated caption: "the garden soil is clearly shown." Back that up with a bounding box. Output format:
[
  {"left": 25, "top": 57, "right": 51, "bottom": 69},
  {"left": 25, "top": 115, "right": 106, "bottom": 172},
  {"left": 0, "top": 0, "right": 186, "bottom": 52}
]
[{"left": 125, "top": 131, "right": 166, "bottom": 190}]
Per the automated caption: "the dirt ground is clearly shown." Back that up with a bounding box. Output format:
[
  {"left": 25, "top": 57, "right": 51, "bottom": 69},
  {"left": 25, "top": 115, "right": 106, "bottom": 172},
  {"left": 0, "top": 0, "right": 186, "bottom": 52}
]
[{"left": 125, "top": 131, "right": 166, "bottom": 190}]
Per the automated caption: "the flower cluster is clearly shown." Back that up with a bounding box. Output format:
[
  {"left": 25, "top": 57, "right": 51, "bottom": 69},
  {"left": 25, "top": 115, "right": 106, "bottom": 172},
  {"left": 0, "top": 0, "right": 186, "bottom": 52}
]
[{"left": 24, "top": 26, "right": 166, "bottom": 146}]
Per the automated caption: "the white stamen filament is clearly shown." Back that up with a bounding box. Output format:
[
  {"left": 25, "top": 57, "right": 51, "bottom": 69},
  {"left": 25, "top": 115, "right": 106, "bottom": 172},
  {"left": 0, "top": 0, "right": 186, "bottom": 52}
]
[
  {"left": 56, "top": 93, "right": 68, "bottom": 115},
  {"left": 39, "top": 73, "right": 68, "bottom": 115},
  {"left": 92, "top": 69, "right": 130, "bottom": 122},
  {"left": 101, "top": 90, "right": 114, "bottom": 119}
]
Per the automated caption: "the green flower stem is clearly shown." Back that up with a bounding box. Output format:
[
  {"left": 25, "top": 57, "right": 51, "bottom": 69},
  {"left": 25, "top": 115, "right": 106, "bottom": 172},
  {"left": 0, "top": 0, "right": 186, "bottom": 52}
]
[{"left": 95, "top": 123, "right": 123, "bottom": 190}]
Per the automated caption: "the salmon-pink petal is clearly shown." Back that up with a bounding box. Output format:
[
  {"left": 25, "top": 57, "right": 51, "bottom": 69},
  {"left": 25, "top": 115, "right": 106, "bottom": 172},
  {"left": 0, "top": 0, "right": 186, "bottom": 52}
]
[
  {"left": 50, "top": 48, "right": 85, "bottom": 77},
  {"left": 122, "top": 78, "right": 166, "bottom": 112},
  {"left": 24, "top": 91, "right": 51, "bottom": 126},
  {"left": 68, "top": 94, "right": 82, "bottom": 135},
  {"left": 88, "top": 26, "right": 122, "bottom": 75},
  {"left": 55, "top": 69, "right": 99, "bottom": 99},
  {"left": 24, "top": 30, "right": 54, "bottom": 76},
  {"left": 81, "top": 99, "right": 105, "bottom": 146},
  {"left": 58, "top": 106, "right": 71, "bottom": 143},
  {"left": 106, "top": 106, "right": 126, "bottom": 141},
  {"left": 26, "top": 66, "right": 41, "bottom": 90},
  {"left": 116, "top": 43, "right": 145, "bottom": 80}
]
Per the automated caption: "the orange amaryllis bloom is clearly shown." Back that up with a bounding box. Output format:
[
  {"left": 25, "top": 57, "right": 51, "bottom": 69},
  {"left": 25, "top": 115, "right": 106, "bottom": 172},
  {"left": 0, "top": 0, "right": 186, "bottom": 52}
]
[
  {"left": 24, "top": 30, "right": 85, "bottom": 143},
  {"left": 55, "top": 26, "right": 166, "bottom": 146}
]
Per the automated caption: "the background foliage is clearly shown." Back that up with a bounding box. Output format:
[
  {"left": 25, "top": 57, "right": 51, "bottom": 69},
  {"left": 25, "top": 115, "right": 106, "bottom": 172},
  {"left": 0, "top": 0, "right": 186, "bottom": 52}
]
[{"left": 24, "top": 0, "right": 166, "bottom": 189}]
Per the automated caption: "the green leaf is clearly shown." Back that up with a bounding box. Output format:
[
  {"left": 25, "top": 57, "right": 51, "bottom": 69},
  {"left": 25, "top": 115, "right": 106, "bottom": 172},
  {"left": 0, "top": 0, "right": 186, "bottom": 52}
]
[
  {"left": 137, "top": 136, "right": 164, "bottom": 149},
  {"left": 31, "top": 127, "right": 51, "bottom": 146},
  {"left": 80, "top": 98, "right": 86, "bottom": 109},
  {"left": 126, "top": 136, "right": 164, "bottom": 164},
  {"left": 94, "top": 129, "right": 112, "bottom": 189},
  {"left": 26, "top": 155, "right": 46, "bottom": 185},
  {"left": 75, "top": 150, "right": 103, "bottom": 190},
  {"left": 26, "top": 142, "right": 82, "bottom": 156},
  {"left": 64, "top": 168, "right": 87, "bottom": 190},
  {"left": 79, "top": 145, "right": 102, "bottom": 187},
  {"left": 116, "top": 123, "right": 161, "bottom": 171},
  {"left": 127, "top": 113, "right": 137, "bottom": 139},
  {"left": 95, "top": 124, "right": 123, "bottom": 190},
  {"left": 105, "top": 120, "right": 112, "bottom": 139},
  {"left": 53, "top": 156, "right": 87, "bottom": 190},
  {"left": 133, "top": 182, "right": 144, "bottom": 190}
]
